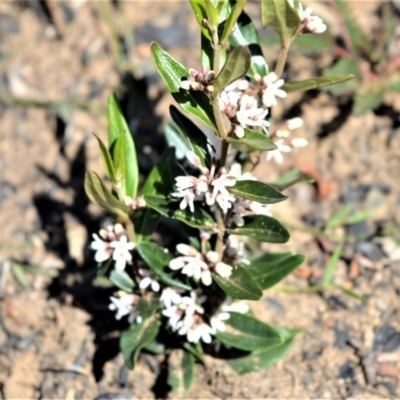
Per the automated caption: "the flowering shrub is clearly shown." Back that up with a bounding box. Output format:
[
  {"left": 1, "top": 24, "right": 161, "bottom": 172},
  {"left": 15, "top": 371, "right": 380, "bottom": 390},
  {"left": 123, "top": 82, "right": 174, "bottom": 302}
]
[{"left": 85, "top": 0, "right": 352, "bottom": 395}]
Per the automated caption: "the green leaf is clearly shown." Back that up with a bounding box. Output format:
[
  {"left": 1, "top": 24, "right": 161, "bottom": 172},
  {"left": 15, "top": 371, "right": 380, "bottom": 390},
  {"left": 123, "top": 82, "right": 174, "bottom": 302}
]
[
  {"left": 282, "top": 75, "right": 354, "bottom": 93},
  {"left": 112, "top": 132, "right": 126, "bottom": 192},
  {"left": 10, "top": 261, "right": 30, "bottom": 288},
  {"left": 109, "top": 270, "right": 135, "bottom": 292},
  {"left": 136, "top": 148, "right": 179, "bottom": 242},
  {"left": 120, "top": 316, "right": 159, "bottom": 370},
  {"left": 229, "top": 180, "right": 288, "bottom": 204},
  {"left": 144, "top": 195, "right": 215, "bottom": 229},
  {"left": 248, "top": 252, "right": 306, "bottom": 290},
  {"left": 93, "top": 133, "right": 116, "bottom": 183},
  {"left": 213, "top": 265, "right": 262, "bottom": 300},
  {"left": 183, "top": 342, "right": 204, "bottom": 363},
  {"left": 354, "top": 91, "right": 383, "bottom": 116},
  {"left": 84, "top": 171, "right": 132, "bottom": 219},
  {"left": 137, "top": 242, "right": 191, "bottom": 291},
  {"left": 228, "top": 215, "right": 290, "bottom": 243},
  {"left": 168, "top": 350, "right": 195, "bottom": 399},
  {"left": 326, "top": 204, "right": 352, "bottom": 228},
  {"left": 229, "top": 10, "right": 269, "bottom": 77},
  {"left": 151, "top": 42, "right": 216, "bottom": 130},
  {"left": 322, "top": 58, "right": 359, "bottom": 95},
  {"left": 261, "top": 0, "right": 300, "bottom": 43},
  {"left": 216, "top": 312, "right": 283, "bottom": 351},
  {"left": 212, "top": 46, "right": 251, "bottom": 93},
  {"left": 170, "top": 105, "right": 211, "bottom": 167},
  {"left": 333, "top": 285, "right": 366, "bottom": 302},
  {"left": 227, "top": 327, "right": 300, "bottom": 374},
  {"left": 225, "top": 128, "right": 277, "bottom": 151},
  {"left": 323, "top": 243, "right": 343, "bottom": 286},
  {"left": 164, "top": 122, "right": 192, "bottom": 160},
  {"left": 270, "top": 168, "right": 314, "bottom": 191},
  {"left": 108, "top": 94, "right": 139, "bottom": 198},
  {"left": 221, "top": 0, "right": 247, "bottom": 45},
  {"left": 189, "top": 0, "right": 214, "bottom": 41},
  {"left": 290, "top": 34, "right": 331, "bottom": 54}
]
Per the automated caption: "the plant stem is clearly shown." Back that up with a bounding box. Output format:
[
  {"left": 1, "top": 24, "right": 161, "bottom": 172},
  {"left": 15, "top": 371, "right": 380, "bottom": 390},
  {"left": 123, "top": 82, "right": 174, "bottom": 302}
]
[
  {"left": 126, "top": 219, "right": 136, "bottom": 243},
  {"left": 274, "top": 41, "right": 291, "bottom": 78},
  {"left": 212, "top": 98, "right": 228, "bottom": 140}
]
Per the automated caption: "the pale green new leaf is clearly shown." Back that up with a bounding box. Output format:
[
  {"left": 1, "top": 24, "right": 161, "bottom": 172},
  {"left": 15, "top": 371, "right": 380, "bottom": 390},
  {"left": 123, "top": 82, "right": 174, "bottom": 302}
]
[
  {"left": 107, "top": 94, "right": 139, "bottom": 198},
  {"left": 261, "top": 0, "right": 300, "bottom": 43},
  {"left": 212, "top": 46, "right": 251, "bottom": 93},
  {"left": 282, "top": 75, "right": 354, "bottom": 93},
  {"left": 323, "top": 243, "right": 343, "bottom": 286},
  {"left": 93, "top": 133, "right": 116, "bottom": 183},
  {"left": 221, "top": 0, "right": 248, "bottom": 45},
  {"left": 84, "top": 171, "right": 132, "bottom": 219}
]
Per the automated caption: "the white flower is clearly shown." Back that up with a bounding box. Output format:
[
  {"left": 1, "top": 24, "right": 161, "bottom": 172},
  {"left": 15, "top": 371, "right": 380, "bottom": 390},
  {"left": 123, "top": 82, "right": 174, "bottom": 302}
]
[
  {"left": 110, "top": 235, "right": 136, "bottom": 271},
  {"left": 266, "top": 139, "right": 292, "bottom": 163},
  {"left": 211, "top": 173, "right": 236, "bottom": 199},
  {"left": 247, "top": 201, "right": 272, "bottom": 217},
  {"left": 286, "top": 117, "right": 303, "bottom": 130},
  {"left": 261, "top": 72, "right": 287, "bottom": 108},
  {"left": 160, "top": 288, "right": 182, "bottom": 308},
  {"left": 229, "top": 163, "right": 255, "bottom": 181},
  {"left": 291, "top": 138, "right": 308, "bottom": 148},
  {"left": 172, "top": 189, "right": 196, "bottom": 213},
  {"left": 138, "top": 269, "right": 160, "bottom": 292},
  {"left": 215, "top": 261, "right": 233, "bottom": 277},
  {"left": 222, "top": 300, "right": 250, "bottom": 314},
  {"left": 162, "top": 305, "right": 184, "bottom": 330},
  {"left": 236, "top": 94, "right": 269, "bottom": 132},
  {"left": 297, "top": 3, "right": 327, "bottom": 34},
  {"left": 109, "top": 292, "right": 138, "bottom": 321},
  {"left": 187, "top": 321, "right": 215, "bottom": 344},
  {"left": 210, "top": 312, "right": 230, "bottom": 332},
  {"left": 180, "top": 291, "right": 206, "bottom": 315},
  {"left": 91, "top": 233, "right": 112, "bottom": 263}
]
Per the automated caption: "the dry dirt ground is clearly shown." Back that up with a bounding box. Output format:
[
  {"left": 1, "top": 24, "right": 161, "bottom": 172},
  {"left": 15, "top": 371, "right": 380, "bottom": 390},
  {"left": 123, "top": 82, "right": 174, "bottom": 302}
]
[{"left": 0, "top": 1, "right": 400, "bottom": 399}]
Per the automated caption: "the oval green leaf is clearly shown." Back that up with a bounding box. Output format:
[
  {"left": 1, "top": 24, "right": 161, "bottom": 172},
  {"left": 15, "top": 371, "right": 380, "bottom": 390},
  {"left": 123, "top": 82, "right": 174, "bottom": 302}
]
[
  {"left": 120, "top": 316, "right": 159, "bottom": 370},
  {"left": 150, "top": 42, "right": 216, "bottom": 130},
  {"left": 225, "top": 128, "right": 277, "bottom": 151},
  {"left": 213, "top": 265, "right": 262, "bottom": 300},
  {"left": 212, "top": 46, "right": 251, "bottom": 93},
  {"left": 143, "top": 195, "right": 215, "bottom": 229},
  {"left": 229, "top": 180, "right": 288, "bottom": 204},
  {"left": 167, "top": 350, "right": 195, "bottom": 399},
  {"left": 248, "top": 252, "right": 306, "bottom": 290},
  {"left": 227, "top": 215, "right": 290, "bottom": 243},
  {"left": 216, "top": 312, "right": 283, "bottom": 351},
  {"left": 226, "top": 327, "right": 300, "bottom": 374}
]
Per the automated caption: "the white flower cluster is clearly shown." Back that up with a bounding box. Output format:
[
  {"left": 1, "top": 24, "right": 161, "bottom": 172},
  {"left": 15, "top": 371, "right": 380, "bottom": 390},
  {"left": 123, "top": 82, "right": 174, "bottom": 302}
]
[
  {"left": 91, "top": 224, "right": 136, "bottom": 271},
  {"left": 172, "top": 151, "right": 237, "bottom": 214},
  {"left": 161, "top": 290, "right": 249, "bottom": 344},
  {"left": 267, "top": 117, "right": 308, "bottom": 163},
  {"left": 169, "top": 244, "right": 233, "bottom": 286},
  {"left": 109, "top": 291, "right": 142, "bottom": 323},
  {"left": 297, "top": 3, "right": 327, "bottom": 34}
]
